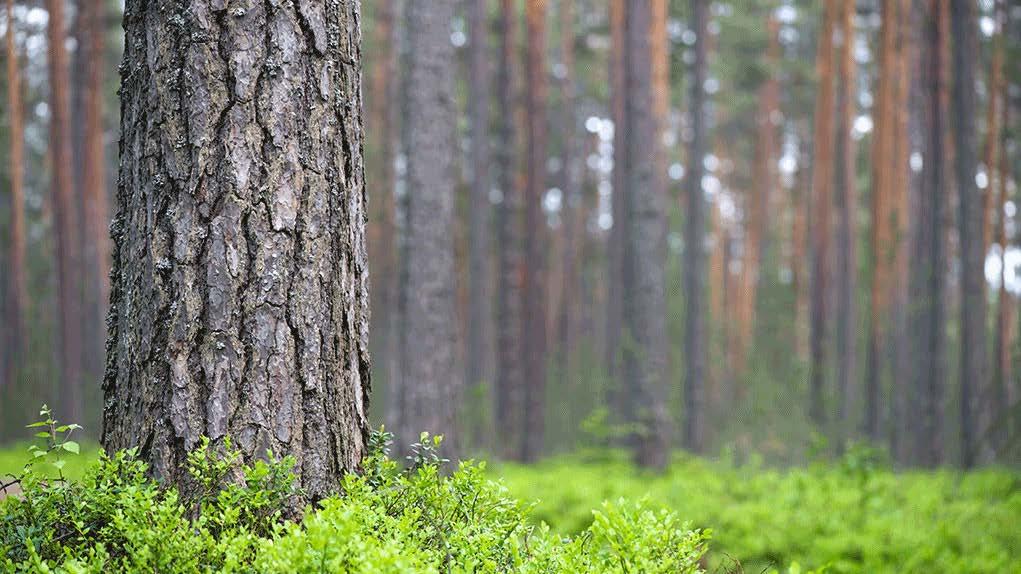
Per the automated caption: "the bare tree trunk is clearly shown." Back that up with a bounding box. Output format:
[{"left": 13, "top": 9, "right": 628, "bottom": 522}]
[
  {"left": 556, "top": 0, "right": 579, "bottom": 379},
  {"left": 834, "top": 0, "right": 858, "bottom": 448},
  {"left": 102, "top": 0, "right": 370, "bottom": 504},
  {"left": 4, "top": 0, "right": 26, "bottom": 394},
  {"left": 520, "top": 0, "right": 549, "bottom": 462},
  {"left": 467, "top": 0, "right": 494, "bottom": 414},
  {"left": 605, "top": 0, "right": 625, "bottom": 386},
  {"left": 809, "top": 1, "right": 837, "bottom": 426},
  {"left": 987, "top": 1, "right": 1008, "bottom": 457},
  {"left": 46, "top": 0, "right": 83, "bottom": 423},
  {"left": 495, "top": 0, "right": 525, "bottom": 459},
  {"left": 951, "top": 0, "right": 985, "bottom": 468},
  {"left": 397, "top": 0, "right": 462, "bottom": 456},
  {"left": 683, "top": 0, "right": 708, "bottom": 454},
  {"left": 910, "top": 0, "right": 948, "bottom": 467},
  {"left": 620, "top": 0, "right": 670, "bottom": 468}
]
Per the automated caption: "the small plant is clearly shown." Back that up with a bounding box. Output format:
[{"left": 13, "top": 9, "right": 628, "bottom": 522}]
[
  {"left": 405, "top": 431, "right": 449, "bottom": 471},
  {"left": 24, "top": 404, "right": 82, "bottom": 478}
]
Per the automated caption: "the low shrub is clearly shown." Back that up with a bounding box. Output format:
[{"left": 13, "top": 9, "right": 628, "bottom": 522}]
[{"left": 0, "top": 416, "right": 709, "bottom": 573}]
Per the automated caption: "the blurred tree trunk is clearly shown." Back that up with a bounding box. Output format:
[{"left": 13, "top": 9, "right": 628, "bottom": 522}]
[
  {"left": 988, "top": 1, "right": 1009, "bottom": 457},
  {"left": 951, "top": 0, "right": 985, "bottom": 468},
  {"left": 103, "top": 0, "right": 370, "bottom": 504},
  {"left": 910, "top": 0, "right": 949, "bottom": 467},
  {"left": 467, "top": 0, "right": 494, "bottom": 415},
  {"left": 398, "top": 0, "right": 462, "bottom": 455},
  {"left": 620, "top": 0, "right": 670, "bottom": 468},
  {"left": 809, "top": 0, "right": 836, "bottom": 426},
  {"left": 834, "top": 0, "right": 857, "bottom": 448},
  {"left": 520, "top": 0, "right": 549, "bottom": 462},
  {"left": 683, "top": 0, "right": 708, "bottom": 454},
  {"left": 495, "top": 0, "right": 525, "bottom": 459},
  {"left": 792, "top": 121, "right": 811, "bottom": 363},
  {"left": 605, "top": 0, "right": 625, "bottom": 385},
  {"left": 79, "top": 0, "right": 111, "bottom": 397},
  {"left": 4, "top": 0, "right": 26, "bottom": 392},
  {"left": 556, "top": 0, "right": 579, "bottom": 379},
  {"left": 46, "top": 0, "right": 83, "bottom": 423}
]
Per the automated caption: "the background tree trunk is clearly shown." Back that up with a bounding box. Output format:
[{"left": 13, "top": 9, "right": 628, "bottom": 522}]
[
  {"left": 398, "top": 0, "right": 462, "bottom": 455},
  {"left": 46, "top": 0, "right": 83, "bottom": 423},
  {"left": 809, "top": 1, "right": 836, "bottom": 426},
  {"left": 102, "top": 0, "right": 371, "bottom": 503},
  {"left": 521, "top": 0, "right": 549, "bottom": 462},
  {"left": 683, "top": 0, "right": 708, "bottom": 454},
  {"left": 4, "top": 0, "right": 26, "bottom": 395},
  {"left": 951, "top": 0, "right": 985, "bottom": 468},
  {"left": 604, "top": 0, "right": 625, "bottom": 385}
]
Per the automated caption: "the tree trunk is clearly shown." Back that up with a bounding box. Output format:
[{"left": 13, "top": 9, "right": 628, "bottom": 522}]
[
  {"left": 467, "top": 0, "right": 494, "bottom": 412},
  {"left": 520, "top": 0, "right": 549, "bottom": 462},
  {"left": 46, "top": 0, "right": 84, "bottom": 423},
  {"left": 834, "top": 0, "right": 857, "bottom": 448},
  {"left": 909, "top": 0, "right": 948, "bottom": 467},
  {"left": 951, "top": 0, "right": 985, "bottom": 468},
  {"left": 809, "top": 1, "right": 837, "bottom": 426},
  {"left": 556, "top": 0, "right": 578, "bottom": 381},
  {"left": 620, "top": 0, "right": 670, "bottom": 468},
  {"left": 4, "top": 0, "right": 26, "bottom": 393},
  {"left": 605, "top": 0, "right": 625, "bottom": 383},
  {"left": 102, "top": 0, "right": 371, "bottom": 504},
  {"left": 397, "top": 0, "right": 462, "bottom": 455},
  {"left": 683, "top": 0, "right": 708, "bottom": 454}
]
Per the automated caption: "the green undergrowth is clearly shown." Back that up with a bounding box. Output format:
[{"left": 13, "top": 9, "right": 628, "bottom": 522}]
[
  {"left": 495, "top": 448, "right": 1021, "bottom": 573},
  {"left": 0, "top": 421, "right": 710, "bottom": 573}
]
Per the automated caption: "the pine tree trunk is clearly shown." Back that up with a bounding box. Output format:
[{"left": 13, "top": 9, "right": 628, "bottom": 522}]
[
  {"left": 909, "top": 0, "right": 948, "bottom": 467},
  {"left": 103, "top": 0, "right": 371, "bottom": 504},
  {"left": 397, "top": 0, "right": 461, "bottom": 455},
  {"left": 951, "top": 0, "right": 985, "bottom": 468},
  {"left": 809, "top": 1, "right": 837, "bottom": 426},
  {"left": 556, "top": 0, "right": 579, "bottom": 382},
  {"left": 683, "top": 0, "right": 708, "bottom": 454},
  {"left": 834, "top": 0, "right": 858, "bottom": 448},
  {"left": 467, "top": 0, "right": 493, "bottom": 409},
  {"left": 495, "top": 0, "right": 525, "bottom": 459},
  {"left": 621, "top": 0, "right": 669, "bottom": 467},
  {"left": 520, "top": 0, "right": 549, "bottom": 462},
  {"left": 4, "top": 0, "right": 26, "bottom": 393},
  {"left": 605, "top": 0, "right": 625, "bottom": 383},
  {"left": 46, "top": 0, "right": 84, "bottom": 423}
]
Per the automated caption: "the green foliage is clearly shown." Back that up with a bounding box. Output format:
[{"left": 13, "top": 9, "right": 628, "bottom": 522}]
[
  {"left": 495, "top": 451, "right": 1021, "bottom": 574},
  {"left": 0, "top": 427, "right": 709, "bottom": 573}
]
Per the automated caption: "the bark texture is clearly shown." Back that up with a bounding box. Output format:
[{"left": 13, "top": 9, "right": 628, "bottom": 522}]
[
  {"left": 951, "top": 0, "right": 985, "bottom": 468},
  {"left": 397, "top": 0, "right": 461, "bottom": 455},
  {"left": 683, "top": 0, "right": 708, "bottom": 454},
  {"left": 103, "top": 0, "right": 371, "bottom": 503},
  {"left": 4, "top": 0, "right": 26, "bottom": 390},
  {"left": 622, "top": 0, "right": 669, "bottom": 468},
  {"left": 47, "top": 0, "right": 84, "bottom": 422}
]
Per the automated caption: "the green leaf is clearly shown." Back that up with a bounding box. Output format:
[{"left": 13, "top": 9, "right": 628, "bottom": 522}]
[
  {"left": 52, "top": 459, "right": 66, "bottom": 470},
  {"left": 62, "top": 441, "right": 81, "bottom": 454},
  {"left": 34, "top": 432, "right": 50, "bottom": 438},
  {"left": 26, "top": 422, "right": 48, "bottom": 428},
  {"left": 33, "top": 450, "right": 48, "bottom": 458}
]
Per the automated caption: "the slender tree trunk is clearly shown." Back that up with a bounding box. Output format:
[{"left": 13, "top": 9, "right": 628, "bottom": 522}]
[
  {"left": 988, "top": 1, "right": 1008, "bottom": 457},
  {"left": 792, "top": 121, "right": 812, "bottom": 362},
  {"left": 556, "top": 0, "right": 579, "bottom": 378},
  {"left": 468, "top": 0, "right": 494, "bottom": 412},
  {"left": 683, "top": 0, "right": 708, "bottom": 454},
  {"left": 910, "top": 0, "right": 948, "bottom": 467},
  {"left": 951, "top": 0, "right": 985, "bottom": 468},
  {"left": 520, "top": 0, "right": 549, "bottom": 462},
  {"left": 809, "top": 1, "right": 837, "bottom": 426},
  {"left": 834, "top": 0, "right": 858, "bottom": 447},
  {"left": 495, "top": 0, "right": 525, "bottom": 459},
  {"left": 397, "top": 0, "right": 462, "bottom": 455},
  {"left": 103, "top": 0, "right": 370, "bottom": 504},
  {"left": 46, "top": 0, "right": 83, "bottom": 423},
  {"left": 605, "top": 0, "right": 625, "bottom": 384},
  {"left": 619, "top": 0, "right": 670, "bottom": 468},
  {"left": 4, "top": 0, "right": 26, "bottom": 394}
]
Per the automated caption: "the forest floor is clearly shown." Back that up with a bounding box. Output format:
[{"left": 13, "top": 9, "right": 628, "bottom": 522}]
[{"left": 1, "top": 444, "right": 1018, "bottom": 572}]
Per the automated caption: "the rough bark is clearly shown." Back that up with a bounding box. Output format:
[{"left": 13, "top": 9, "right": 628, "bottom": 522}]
[
  {"left": 683, "top": 0, "right": 708, "bottom": 454},
  {"left": 951, "top": 0, "right": 985, "bottom": 468},
  {"left": 46, "top": 0, "right": 84, "bottom": 423},
  {"left": 834, "top": 0, "right": 857, "bottom": 446},
  {"left": 909, "top": 0, "right": 948, "bottom": 467},
  {"left": 495, "top": 0, "right": 524, "bottom": 459},
  {"left": 397, "top": 0, "right": 461, "bottom": 455},
  {"left": 521, "top": 0, "right": 548, "bottom": 462},
  {"left": 809, "top": 1, "right": 836, "bottom": 426},
  {"left": 103, "top": 0, "right": 371, "bottom": 504},
  {"left": 468, "top": 0, "right": 494, "bottom": 404},
  {"left": 4, "top": 0, "right": 26, "bottom": 391},
  {"left": 620, "top": 0, "right": 669, "bottom": 468}
]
